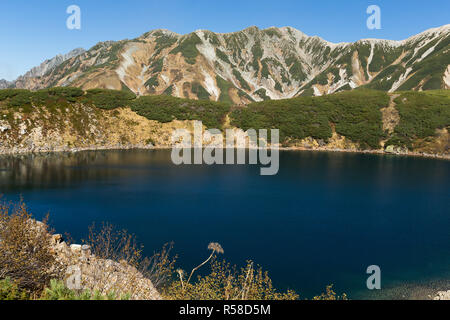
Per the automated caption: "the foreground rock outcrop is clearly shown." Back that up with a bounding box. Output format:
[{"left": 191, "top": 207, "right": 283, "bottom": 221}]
[
  {"left": 434, "top": 290, "right": 450, "bottom": 300},
  {"left": 49, "top": 233, "right": 161, "bottom": 300}
]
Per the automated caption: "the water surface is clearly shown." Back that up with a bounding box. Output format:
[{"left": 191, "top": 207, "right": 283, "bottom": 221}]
[{"left": 0, "top": 150, "right": 449, "bottom": 299}]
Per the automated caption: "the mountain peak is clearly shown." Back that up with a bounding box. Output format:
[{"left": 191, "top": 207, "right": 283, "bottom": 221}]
[{"left": 6, "top": 25, "right": 450, "bottom": 101}]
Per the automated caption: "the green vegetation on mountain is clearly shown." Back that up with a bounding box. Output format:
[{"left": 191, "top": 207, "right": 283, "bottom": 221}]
[
  {"left": 251, "top": 42, "right": 264, "bottom": 73},
  {"left": 0, "top": 87, "right": 84, "bottom": 112},
  {"left": 153, "top": 32, "right": 178, "bottom": 55},
  {"left": 215, "top": 76, "right": 234, "bottom": 104},
  {"left": 231, "top": 89, "right": 390, "bottom": 148},
  {"left": 275, "top": 81, "right": 283, "bottom": 93},
  {"left": 130, "top": 95, "right": 230, "bottom": 128},
  {"left": 82, "top": 89, "right": 136, "bottom": 110},
  {"left": 365, "top": 65, "right": 406, "bottom": 91},
  {"left": 145, "top": 76, "right": 159, "bottom": 91},
  {"left": 191, "top": 82, "right": 211, "bottom": 100},
  {"left": 150, "top": 58, "right": 164, "bottom": 73},
  {"left": 0, "top": 87, "right": 448, "bottom": 153},
  {"left": 216, "top": 49, "right": 231, "bottom": 64},
  {"left": 163, "top": 85, "right": 174, "bottom": 96},
  {"left": 399, "top": 45, "right": 450, "bottom": 91},
  {"left": 254, "top": 88, "right": 271, "bottom": 101},
  {"left": 386, "top": 90, "right": 450, "bottom": 149},
  {"left": 232, "top": 69, "right": 251, "bottom": 91},
  {"left": 285, "top": 56, "right": 307, "bottom": 82},
  {"left": 170, "top": 33, "right": 202, "bottom": 65},
  {"left": 6, "top": 26, "right": 449, "bottom": 104}
]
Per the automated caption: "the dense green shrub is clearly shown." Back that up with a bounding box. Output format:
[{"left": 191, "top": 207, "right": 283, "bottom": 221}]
[
  {"left": 215, "top": 76, "right": 234, "bottom": 104},
  {"left": 231, "top": 96, "right": 332, "bottom": 143},
  {"left": 32, "top": 87, "right": 84, "bottom": 107},
  {"left": 231, "top": 89, "right": 389, "bottom": 148},
  {"left": 191, "top": 82, "right": 211, "bottom": 100},
  {"left": 326, "top": 89, "right": 389, "bottom": 148},
  {"left": 82, "top": 88, "right": 136, "bottom": 109},
  {"left": 5, "top": 90, "right": 34, "bottom": 108},
  {"left": 254, "top": 88, "right": 271, "bottom": 101},
  {"left": 145, "top": 76, "right": 159, "bottom": 90},
  {"left": 150, "top": 58, "right": 164, "bottom": 73},
  {"left": 153, "top": 32, "right": 178, "bottom": 54},
  {"left": 386, "top": 91, "right": 450, "bottom": 149},
  {"left": 216, "top": 49, "right": 231, "bottom": 64},
  {"left": 233, "top": 69, "right": 251, "bottom": 91},
  {"left": 170, "top": 34, "right": 202, "bottom": 65},
  {"left": 0, "top": 89, "right": 30, "bottom": 102},
  {"left": 0, "top": 87, "right": 83, "bottom": 110},
  {"left": 286, "top": 56, "right": 306, "bottom": 82},
  {"left": 1, "top": 86, "right": 446, "bottom": 151},
  {"left": 131, "top": 94, "right": 230, "bottom": 128}
]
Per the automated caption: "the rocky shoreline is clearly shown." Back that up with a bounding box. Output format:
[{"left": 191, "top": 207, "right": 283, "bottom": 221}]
[
  {"left": 434, "top": 290, "right": 450, "bottom": 300},
  {"left": 0, "top": 144, "right": 448, "bottom": 161},
  {"left": 31, "top": 220, "right": 161, "bottom": 300}
]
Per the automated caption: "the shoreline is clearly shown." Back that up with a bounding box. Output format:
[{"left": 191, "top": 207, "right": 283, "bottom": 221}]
[{"left": 0, "top": 145, "right": 449, "bottom": 161}]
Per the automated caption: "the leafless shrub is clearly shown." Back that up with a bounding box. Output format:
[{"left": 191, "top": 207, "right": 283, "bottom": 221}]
[
  {"left": 0, "top": 199, "right": 63, "bottom": 294},
  {"left": 85, "top": 222, "right": 176, "bottom": 291}
]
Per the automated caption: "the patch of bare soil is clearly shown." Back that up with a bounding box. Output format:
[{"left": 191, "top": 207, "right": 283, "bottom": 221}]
[{"left": 381, "top": 94, "right": 400, "bottom": 134}]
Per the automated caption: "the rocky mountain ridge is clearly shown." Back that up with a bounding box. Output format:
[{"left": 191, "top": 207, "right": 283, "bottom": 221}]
[{"left": 2, "top": 25, "right": 449, "bottom": 104}]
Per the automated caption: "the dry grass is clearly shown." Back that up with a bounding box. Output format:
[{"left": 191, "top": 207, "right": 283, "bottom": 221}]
[{"left": 163, "top": 258, "right": 299, "bottom": 300}]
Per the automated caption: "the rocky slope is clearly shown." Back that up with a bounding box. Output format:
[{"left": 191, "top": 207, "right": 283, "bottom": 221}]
[
  {"left": 25, "top": 220, "right": 161, "bottom": 300},
  {"left": 3, "top": 25, "right": 449, "bottom": 104},
  {"left": 0, "top": 80, "right": 13, "bottom": 89},
  {"left": 0, "top": 102, "right": 192, "bottom": 155},
  {"left": 0, "top": 89, "right": 448, "bottom": 158}
]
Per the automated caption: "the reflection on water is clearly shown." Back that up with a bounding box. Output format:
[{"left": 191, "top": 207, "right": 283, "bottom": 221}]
[
  {"left": 0, "top": 150, "right": 449, "bottom": 299},
  {"left": 0, "top": 151, "right": 173, "bottom": 191}
]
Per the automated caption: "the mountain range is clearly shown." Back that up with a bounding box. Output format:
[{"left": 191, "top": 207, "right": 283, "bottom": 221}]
[{"left": 1, "top": 25, "right": 449, "bottom": 104}]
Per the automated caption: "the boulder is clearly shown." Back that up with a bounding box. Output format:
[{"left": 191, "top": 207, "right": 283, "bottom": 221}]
[
  {"left": 70, "top": 244, "right": 82, "bottom": 253},
  {"left": 434, "top": 290, "right": 450, "bottom": 300},
  {"left": 0, "top": 121, "right": 11, "bottom": 133}
]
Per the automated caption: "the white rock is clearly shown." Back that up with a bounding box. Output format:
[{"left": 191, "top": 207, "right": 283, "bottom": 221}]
[
  {"left": 0, "top": 121, "right": 11, "bottom": 133},
  {"left": 70, "top": 244, "right": 82, "bottom": 252},
  {"left": 434, "top": 290, "right": 450, "bottom": 300}
]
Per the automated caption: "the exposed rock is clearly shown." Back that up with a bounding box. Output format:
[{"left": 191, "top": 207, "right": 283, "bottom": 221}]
[
  {"left": 385, "top": 145, "right": 409, "bottom": 155},
  {"left": 70, "top": 244, "right": 82, "bottom": 253},
  {"left": 434, "top": 290, "right": 450, "bottom": 300},
  {"left": 13, "top": 48, "right": 85, "bottom": 89},
  {"left": 0, "top": 79, "right": 13, "bottom": 89},
  {"left": 51, "top": 234, "right": 63, "bottom": 244},
  {"left": 51, "top": 234, "right": 161, "bottom": 300},
  {"left": 7, "top": 25, "right": 450, "bottom": 102},
  {"left": 0, "top": 121, "right": 11, "bottom": 133},
  {"left": 381, "top": 94, "right": 400, "bottom": 134}
]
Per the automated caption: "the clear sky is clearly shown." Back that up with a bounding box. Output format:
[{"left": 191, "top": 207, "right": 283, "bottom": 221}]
[{"left": 0, "top": 0, "right": 449, "bottom": 80}]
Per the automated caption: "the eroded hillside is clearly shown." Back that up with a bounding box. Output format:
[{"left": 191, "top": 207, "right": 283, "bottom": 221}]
[
  {"left": 2, "top": 25, "right": 449, "bottom": 104},
  {"left": 0, "top": 88, "right": 448, "bottom": 157}
]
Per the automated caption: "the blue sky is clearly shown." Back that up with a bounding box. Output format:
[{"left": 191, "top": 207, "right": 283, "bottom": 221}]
[{"left": 0, "top": 0, "right": 448, "bottom": 80}]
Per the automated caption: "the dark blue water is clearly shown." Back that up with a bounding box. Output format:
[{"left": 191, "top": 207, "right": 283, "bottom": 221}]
[{"left": 0, "top": 150, "right": 449, "bottom": 299}]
